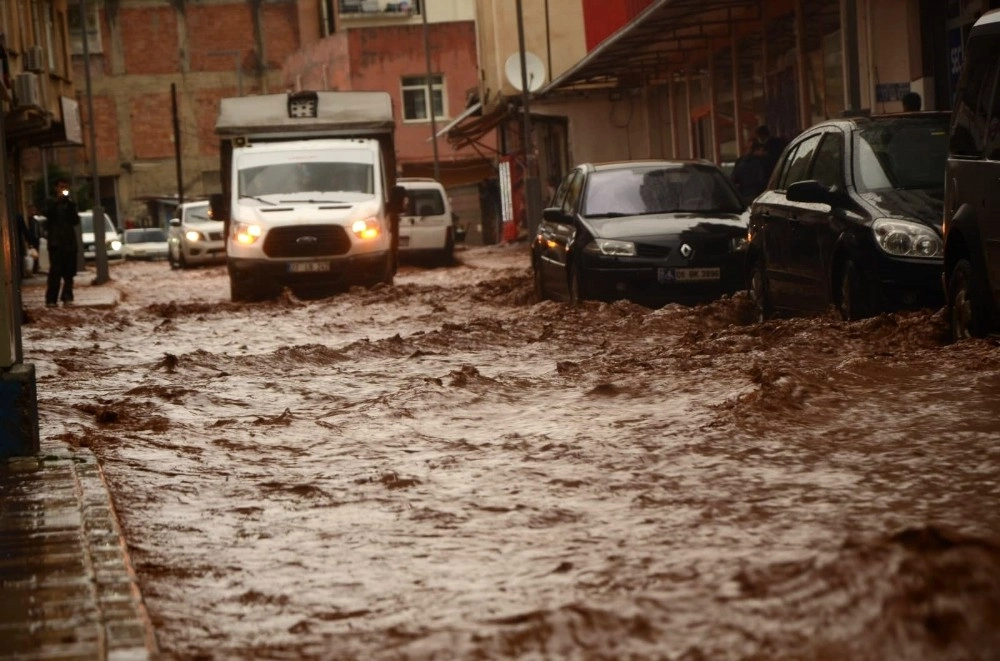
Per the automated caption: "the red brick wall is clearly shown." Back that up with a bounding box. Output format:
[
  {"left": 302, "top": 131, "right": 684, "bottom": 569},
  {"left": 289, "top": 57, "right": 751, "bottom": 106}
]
[
  {"left": 186, "top": 4, "right": 257, "bottom": 73},
  {"left": 346, "top": 22, "right": 481, "bottom": 167},
  {"left": 260, "top": 3, "right": 301, "bottom": 70},
  {"left": 129, "top": 93, "right": 174, "bottom": 159},
  {"left": 193, "top": 88, "right": 240, "bottom": 157},
  {"left": 119, "top": 7, "right": 180, "bottom": 75},
  {"left": 79, "top": 94, "right": 120, "bottom": 163}
]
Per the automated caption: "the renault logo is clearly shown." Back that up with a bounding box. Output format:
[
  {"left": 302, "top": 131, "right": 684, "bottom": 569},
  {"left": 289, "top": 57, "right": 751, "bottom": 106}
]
[
  {"left": 296, "top": 236, "right": 318, "bottom": 244},
  {"left": 680, "top": 243, "right": 693, "bottom": 258}
]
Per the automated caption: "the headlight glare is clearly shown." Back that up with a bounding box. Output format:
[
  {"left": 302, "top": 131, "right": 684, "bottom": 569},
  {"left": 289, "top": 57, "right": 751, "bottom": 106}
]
[
  {"left": 584, "top": 239, "right": 636, "bottom": 256},
  {"left": 352, "top": 217, "right": 381, "bottom": 240},
  {"left": 872, "top": 218, "right": 942, "bottom": 258},
  {"left": 109, "top": 240, "right": 122, "bottom": 251},
  {"left": 232, "top": 221, "right": 262, "bottom": 245},
  {"left": 185, "top": 230, "right": 204, "bottom": 242}
]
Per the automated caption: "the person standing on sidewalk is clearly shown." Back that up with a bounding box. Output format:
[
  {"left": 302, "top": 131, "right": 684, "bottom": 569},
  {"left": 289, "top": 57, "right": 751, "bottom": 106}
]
[{"left": 43, "top": 179, "right": 80, "bottom": 307}]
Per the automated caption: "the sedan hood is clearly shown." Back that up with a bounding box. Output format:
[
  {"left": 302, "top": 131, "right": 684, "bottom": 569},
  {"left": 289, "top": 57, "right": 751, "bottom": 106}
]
[
  {"left": 585, "top": 212, "right": 746, "bottom": 240},
  {"left": 860, "top": 189, "right": 944, "bottom": 229}
]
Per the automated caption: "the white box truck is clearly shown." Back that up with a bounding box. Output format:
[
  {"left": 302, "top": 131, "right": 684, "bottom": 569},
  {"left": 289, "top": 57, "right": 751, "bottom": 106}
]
[{"left": 215, "top": 90, "right": 403, "bottom": 302}]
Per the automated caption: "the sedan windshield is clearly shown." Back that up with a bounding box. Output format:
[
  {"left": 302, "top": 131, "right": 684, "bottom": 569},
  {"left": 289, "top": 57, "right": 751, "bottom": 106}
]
[
  {"left": 582, "top": 165, "right": 744, "bottom": 217},
  {"left": 856, "top": 117, "right": 949, "bottom": 191}
]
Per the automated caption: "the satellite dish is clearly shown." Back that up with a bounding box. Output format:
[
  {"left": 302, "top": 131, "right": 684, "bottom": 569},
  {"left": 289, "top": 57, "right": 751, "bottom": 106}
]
[{"left": 505, "top": 52, "right": 546, "bottom": 92}]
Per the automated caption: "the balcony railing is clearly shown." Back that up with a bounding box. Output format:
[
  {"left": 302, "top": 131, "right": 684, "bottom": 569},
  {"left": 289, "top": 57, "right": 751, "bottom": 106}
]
[{"left": 339, "top": 0, "right": 418, "bottom": 16}]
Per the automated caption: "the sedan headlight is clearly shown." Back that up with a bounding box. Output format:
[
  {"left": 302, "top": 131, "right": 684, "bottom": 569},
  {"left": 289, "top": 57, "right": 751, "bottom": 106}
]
[
  {"left": 232, "top": 220, "right": 262, "bottom": 245},
  {"left": 184, "top": 229, "right": 205, "bottom": 242},
  {"left": 583, "top": 239, "right": 636, "bottom": 256},
  {"left": 872, "top": 218, "right": 943, "bottom": 258},
  {"left": 109, "top": 239, "right": 122, "bottom": 251}
]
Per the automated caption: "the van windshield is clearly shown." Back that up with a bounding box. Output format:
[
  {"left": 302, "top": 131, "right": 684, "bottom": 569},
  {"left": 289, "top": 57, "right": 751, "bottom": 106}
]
[
  {"left": 80, "top": 214, "right": 115, "bottom": 234},
  {"left": 238, "top": 158, "right": 375, "bottom": 198}
]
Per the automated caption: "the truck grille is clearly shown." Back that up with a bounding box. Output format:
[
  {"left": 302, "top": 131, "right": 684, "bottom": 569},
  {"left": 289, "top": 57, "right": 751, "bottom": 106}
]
[{"left": 263, "top": 225, "right": 351, "bottom": 258}]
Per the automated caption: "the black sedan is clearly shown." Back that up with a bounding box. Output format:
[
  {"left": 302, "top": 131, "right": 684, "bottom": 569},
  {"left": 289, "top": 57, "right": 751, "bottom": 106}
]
[
  {"left": 531, "top": 160, "right": 749, "bottom": 307},
  {"left": 747, "top": 112, "right": 949, "bottom": 321}
]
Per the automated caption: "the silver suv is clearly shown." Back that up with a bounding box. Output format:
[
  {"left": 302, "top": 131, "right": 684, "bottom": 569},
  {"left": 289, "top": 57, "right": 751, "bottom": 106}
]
[
  {"left": 168, "top": 200, "right": 226, "bottom": 269},
  {"left": 944, "top": 8, "right": 1000, "bottom": 340}
]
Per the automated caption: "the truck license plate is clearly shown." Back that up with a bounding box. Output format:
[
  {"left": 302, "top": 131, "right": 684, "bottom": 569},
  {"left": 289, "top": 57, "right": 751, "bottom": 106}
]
[
  {"left": 658, "top": 267, "right": 721, "bottom": 283},
  {"left": 288, "top": 261, "right": 330, "bottom": 273}
]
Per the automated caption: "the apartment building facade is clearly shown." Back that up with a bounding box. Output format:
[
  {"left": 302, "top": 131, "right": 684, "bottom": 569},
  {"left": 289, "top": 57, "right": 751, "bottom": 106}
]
[
  {"left": 15, "top": 0, "right": 481, "bottom": 229},
  {"left": 466, "top": 0, "right": 999, "bottom": 191}
]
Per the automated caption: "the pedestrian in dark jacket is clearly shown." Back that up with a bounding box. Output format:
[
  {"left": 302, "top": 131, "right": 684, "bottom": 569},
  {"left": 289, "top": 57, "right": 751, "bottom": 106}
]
[
  {"left": 43, "top": 179, "right": 80, "bottom": 306},
  {"left": 731, "top": 141, "right": 770, "bottom": 204}
]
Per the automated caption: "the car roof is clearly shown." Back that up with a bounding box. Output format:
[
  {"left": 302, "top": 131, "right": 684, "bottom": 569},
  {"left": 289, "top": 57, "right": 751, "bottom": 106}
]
[
  {"left": 800, "top": 111, "right": 951, "bottom": 132},
  {"left": 971, "top": 8, "right": 1000, "bottom": 36},
  {"left": 585, "top": 159, "right": 721, "bottom": 172}
]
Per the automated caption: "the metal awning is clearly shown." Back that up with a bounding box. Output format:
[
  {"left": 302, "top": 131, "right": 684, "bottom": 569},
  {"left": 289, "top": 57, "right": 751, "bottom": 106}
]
[
  {"left": 537, "top": 0, "right": 778, "bottom": 96},
  {"left": 430, "top": 101, "right": 482, "bottom": 140},
  {"left": 444, "top": 102, "right": 510, "bottom": 151}
]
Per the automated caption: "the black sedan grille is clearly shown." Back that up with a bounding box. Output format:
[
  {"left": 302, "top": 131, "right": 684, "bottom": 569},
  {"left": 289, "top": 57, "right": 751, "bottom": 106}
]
[
  {"left": 263, "top": 225, "right": 351, "bottom": 258},
  {"left": 635, "top": 243, "right": 671, "bottom": 258}
]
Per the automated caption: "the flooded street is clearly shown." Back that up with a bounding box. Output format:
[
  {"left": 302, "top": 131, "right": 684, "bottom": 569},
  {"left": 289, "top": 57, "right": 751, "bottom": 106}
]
[{"left": 22, "top": 243, "right": 1000, "bottom": 660}]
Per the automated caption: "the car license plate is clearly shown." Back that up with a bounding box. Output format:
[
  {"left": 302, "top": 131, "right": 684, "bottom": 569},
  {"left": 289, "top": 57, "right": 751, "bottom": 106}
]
[
  {"left": 288, "top": 261, "right": 330, "bottom": 273},
  {"left": 658, "top": 267, "right": 721, "bottom": 283}
]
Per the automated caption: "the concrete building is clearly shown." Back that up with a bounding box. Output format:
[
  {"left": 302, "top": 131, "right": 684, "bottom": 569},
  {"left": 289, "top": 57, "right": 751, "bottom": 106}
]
[
  {"left": 459, "top": 0, "right": 1000, "bottom": 232},
  {"left": 0, "top": 0, "right": 78, "bottom": 455},
  {"left": 16, "top": 0, "right": 485, "bottom": 232}
]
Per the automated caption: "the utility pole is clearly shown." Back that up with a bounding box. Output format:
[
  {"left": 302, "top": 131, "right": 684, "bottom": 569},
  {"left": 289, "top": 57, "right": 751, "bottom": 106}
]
[
  {"left": 172, "top": 84, "right": 183, "bottom": 206},
  {"left": 515, "top": 0, "right": 542, "bottom": 238},
  {"left": 421, "top": 1, "right": 441, "bottom": 181},
  {"left": 80, "top": 0, "right": 108, "bottom": 284}
]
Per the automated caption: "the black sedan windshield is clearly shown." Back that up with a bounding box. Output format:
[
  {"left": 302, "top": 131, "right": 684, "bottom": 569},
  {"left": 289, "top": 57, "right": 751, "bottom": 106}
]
[
  {"left": 856, "top": 117, "right": 949, "bottom": 191},
  {"left": 582, "top": 165, "right": 744, "bottom": 217}
]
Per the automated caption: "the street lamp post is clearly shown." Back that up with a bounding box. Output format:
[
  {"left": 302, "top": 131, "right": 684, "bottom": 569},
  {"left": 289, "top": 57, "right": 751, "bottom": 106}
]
[{"left": 80, "top": 0, "right": 108, "bottom": 285}]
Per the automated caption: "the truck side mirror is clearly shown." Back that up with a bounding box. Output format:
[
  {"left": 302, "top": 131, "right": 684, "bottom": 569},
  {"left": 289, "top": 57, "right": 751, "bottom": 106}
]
[{"left": 390, "top": 185, "right": 406, "bottom": 214}]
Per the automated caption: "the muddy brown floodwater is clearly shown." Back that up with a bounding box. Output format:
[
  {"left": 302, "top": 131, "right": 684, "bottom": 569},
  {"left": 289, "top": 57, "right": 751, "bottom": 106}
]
[{"left": 22, "top": 244, "right": 1000, "bottom": 660}]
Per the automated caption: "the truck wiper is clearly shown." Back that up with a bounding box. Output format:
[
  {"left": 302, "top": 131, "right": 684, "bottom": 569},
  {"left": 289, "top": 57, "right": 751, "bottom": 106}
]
[{"left": 238, "top": 195, "right": 277, "bottom": 206}]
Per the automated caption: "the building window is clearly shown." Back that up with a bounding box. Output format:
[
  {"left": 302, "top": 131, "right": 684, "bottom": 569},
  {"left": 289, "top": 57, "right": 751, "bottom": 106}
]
[
  {"left": 67, "top": 2, "right": 102, "bottom": 55},
  {"left": 402, "top": 75, "right": 445, "bottom": 122}
]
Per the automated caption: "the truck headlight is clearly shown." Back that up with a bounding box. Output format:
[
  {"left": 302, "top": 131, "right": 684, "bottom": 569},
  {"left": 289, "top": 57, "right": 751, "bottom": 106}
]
[
  {"left": 232, "top": 221, "right": 262, "bottom": 245},
  {"left": 185, "top": 230, "right": 205, "bottom": 242},
  {"left": 872, "top": 218, "right": 942, "bottom": 258},
  {"left": 352, "top": 217, "right": 381, "bottom": 240},
  {"left": 109, "top": 240, "right": 122, "bottom": 251}
]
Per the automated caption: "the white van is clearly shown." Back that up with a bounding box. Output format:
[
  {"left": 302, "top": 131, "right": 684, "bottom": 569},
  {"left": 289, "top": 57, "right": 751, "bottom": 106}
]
[{"left": 398, "top": 177, "right": 455, "bottom": 263}]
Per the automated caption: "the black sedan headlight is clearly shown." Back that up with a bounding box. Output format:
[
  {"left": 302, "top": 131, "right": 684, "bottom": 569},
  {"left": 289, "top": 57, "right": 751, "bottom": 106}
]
[
  {"left": 872, "top": 219, "right": 943, "bottom": 258},
  {"left": 583, "top": 239, "right": 637, "bottom": 256}
]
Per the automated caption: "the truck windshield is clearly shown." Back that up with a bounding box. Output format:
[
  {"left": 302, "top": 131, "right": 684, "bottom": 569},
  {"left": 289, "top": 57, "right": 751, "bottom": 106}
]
[{"left": 238, "top": 161, "right": 375, "bottom": 197}]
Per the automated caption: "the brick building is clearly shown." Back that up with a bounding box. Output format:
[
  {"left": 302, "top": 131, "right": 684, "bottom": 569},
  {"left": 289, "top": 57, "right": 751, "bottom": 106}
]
[{"left": 24, "top": 0, "right": 487, "bottom": 230}]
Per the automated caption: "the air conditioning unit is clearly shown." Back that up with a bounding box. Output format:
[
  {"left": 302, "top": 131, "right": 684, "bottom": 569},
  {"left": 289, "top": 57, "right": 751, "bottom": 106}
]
[
  {"left": 14, "top": 72, "right": 41, "bottom": 108},
  {"left": 24, "top": 45, "right": 45, "bottom": 73}
]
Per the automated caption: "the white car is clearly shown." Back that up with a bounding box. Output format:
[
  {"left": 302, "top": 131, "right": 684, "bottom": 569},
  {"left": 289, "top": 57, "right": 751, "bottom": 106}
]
[
  {"left": 80, "top": 211, "right": 123, "bottom": 261},
  {"left": 168, "top": 200, "right": 226, "bottom": 268},
  {"left": 122, "top": 227, "right": 169, "bottom": 261},
  {"left": 398, "top": 177, "right": 456, "bottom": 263}
]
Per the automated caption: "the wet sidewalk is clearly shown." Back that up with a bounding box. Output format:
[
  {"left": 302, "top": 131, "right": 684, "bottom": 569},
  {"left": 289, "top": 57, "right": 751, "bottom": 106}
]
[{"left": 3, "top": 271, "right": 156, "bottom": 659}]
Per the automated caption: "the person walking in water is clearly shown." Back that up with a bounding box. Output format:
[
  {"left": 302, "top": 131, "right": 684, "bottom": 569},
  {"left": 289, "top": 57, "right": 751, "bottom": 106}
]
[{"left": 43, "top": 178, "right": 80, "bottom": 307}]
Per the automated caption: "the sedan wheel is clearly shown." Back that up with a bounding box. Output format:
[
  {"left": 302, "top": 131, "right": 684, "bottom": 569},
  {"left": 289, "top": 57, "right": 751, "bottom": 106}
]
[
  {"left": 749, "top": 259, "right": 772, "bottom": 322},
  {"left": 533, "top": 259, "right": 548, "bottom": 302},
  {"left": 838, "top": 259, "right": 871, "bottom": 321},
  {"left": 948, "top": 258, "right": 988, "bottom": 341},
  {"left": 568, "top": 262, "right": 585, "bottom": 306}
]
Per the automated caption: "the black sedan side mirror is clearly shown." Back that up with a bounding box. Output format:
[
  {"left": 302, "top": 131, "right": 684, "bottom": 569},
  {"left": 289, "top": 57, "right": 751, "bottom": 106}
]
[
  {"left": 542, "top": 207, "right": 572, "bottom": 224},
  {"left": 786, "top": 180, "right": 844, "bottom": 207}
]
